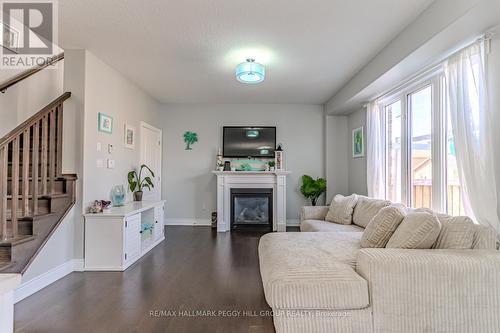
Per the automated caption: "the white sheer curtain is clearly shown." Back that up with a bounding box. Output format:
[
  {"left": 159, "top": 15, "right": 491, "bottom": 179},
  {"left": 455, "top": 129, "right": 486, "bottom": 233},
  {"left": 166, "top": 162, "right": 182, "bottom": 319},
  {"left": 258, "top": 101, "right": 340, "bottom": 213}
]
[
  {"left": 445, "top": 40, "right": 500, "bottom": 234},
  {"left": 366, "top": 101, "right": 385, "bottom": 199}
]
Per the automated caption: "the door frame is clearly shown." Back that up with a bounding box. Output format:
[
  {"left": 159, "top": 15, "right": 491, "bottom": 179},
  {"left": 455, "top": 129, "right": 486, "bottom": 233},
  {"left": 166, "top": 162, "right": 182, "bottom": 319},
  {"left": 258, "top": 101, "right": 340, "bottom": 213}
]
[{"left": 140, "top": 121, "right": 162, "bottom": 200}]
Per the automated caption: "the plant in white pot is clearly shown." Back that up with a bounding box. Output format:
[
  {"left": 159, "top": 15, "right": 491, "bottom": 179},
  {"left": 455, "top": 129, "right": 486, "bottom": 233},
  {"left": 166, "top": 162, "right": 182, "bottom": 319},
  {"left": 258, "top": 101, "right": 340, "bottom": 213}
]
[{"left": 127, "top": 164, "right": 155, "bottom": 201}]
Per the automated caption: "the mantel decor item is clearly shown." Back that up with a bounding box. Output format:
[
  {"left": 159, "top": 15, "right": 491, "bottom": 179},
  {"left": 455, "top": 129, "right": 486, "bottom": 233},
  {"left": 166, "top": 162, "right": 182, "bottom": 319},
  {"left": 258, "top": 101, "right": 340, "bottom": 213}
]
[
  {"left": 124, "top": 124, "right": 136, "bottom": 149},
  {"left": 216, "top": 148, "right": 224, "bottom": 171},
  {"left": 127, "top": 164, "right": 155, "bottom": 201},
  {"left": 223, "top": 161, "right": 231, "bottom": 171},
  {"left": 352, "top": 126, "right": 364, "bottom": 158},
  {"left": 110, "top": 185, "right": 125, "bottom": 206},
  {"left": 184, "top": 131, "right": 198, "bottom": 150},
  {"left": 300, "top": 175, "right": 327, "bottom": 206},
  {"left": 275, "top": 143, "right": 284, "bottom": 170},
  {"left": 268, "top": 160, "right": 276, "bottom": 171},
  {"left": 98, "top": 113, "right": 113, "bottom": 134}
]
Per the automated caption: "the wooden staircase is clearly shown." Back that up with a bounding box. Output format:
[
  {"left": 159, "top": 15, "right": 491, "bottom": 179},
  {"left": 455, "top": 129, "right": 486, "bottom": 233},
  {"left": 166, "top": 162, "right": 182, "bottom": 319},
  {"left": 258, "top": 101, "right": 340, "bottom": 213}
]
[{"left": 0, "top": 92, "right": 76, "bottom": 274}]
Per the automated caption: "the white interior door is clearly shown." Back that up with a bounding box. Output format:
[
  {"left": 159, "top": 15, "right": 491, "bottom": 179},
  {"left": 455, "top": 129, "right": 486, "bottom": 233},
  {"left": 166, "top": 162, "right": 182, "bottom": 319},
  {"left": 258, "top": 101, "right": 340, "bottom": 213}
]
[{"left": 140, "top": 122, "right": 162, "bottom": 201}]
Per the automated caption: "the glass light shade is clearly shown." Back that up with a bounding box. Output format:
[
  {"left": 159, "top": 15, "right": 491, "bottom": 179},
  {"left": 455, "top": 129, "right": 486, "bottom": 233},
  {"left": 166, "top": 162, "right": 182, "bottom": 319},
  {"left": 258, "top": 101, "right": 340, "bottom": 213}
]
[{"left": 236, "top": 59, "right": 265, "bottom": 84}]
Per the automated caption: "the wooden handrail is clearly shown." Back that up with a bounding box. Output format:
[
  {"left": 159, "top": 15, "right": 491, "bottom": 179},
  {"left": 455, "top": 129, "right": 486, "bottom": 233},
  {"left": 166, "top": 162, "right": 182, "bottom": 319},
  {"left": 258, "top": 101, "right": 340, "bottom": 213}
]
[
  {"left": 0, "top": 53, "right": 64, "bottom": 93},
  {"left": 0, "top": 92, "right": 71, "bottom": 147}
]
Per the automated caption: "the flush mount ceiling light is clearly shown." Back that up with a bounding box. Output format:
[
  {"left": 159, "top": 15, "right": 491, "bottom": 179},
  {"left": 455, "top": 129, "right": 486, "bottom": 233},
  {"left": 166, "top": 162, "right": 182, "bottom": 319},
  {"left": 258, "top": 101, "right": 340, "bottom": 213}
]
[{"left": 235, "top": 58, "right": 265, "bottom": 84}]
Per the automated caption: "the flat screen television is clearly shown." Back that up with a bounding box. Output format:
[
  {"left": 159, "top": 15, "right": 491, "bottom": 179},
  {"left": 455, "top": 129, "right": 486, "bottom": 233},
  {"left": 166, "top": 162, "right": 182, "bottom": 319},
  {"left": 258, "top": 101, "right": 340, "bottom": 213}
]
[{"left": 223, "top": 126, "right": 276, "bottom": 158}]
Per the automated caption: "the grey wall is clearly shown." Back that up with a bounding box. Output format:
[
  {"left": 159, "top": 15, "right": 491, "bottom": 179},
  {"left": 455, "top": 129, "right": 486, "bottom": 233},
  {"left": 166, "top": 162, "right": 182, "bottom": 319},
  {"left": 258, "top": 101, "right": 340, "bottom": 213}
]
[
  {"left": 325, "top": 115, "right": 349, "bottom": 202},
  {"left": 160, "top": 104, "right": 324, "bottom": 223},
  {"left": 347, "top": 108, "right": 368, "bottom": 195}
]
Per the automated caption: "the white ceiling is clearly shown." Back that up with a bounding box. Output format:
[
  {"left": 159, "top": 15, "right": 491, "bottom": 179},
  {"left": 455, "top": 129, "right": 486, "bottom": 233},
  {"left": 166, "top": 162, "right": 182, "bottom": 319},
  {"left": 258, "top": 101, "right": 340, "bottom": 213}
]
[{"left": 59, "top": 0, "right": 434, "bottom": 104}]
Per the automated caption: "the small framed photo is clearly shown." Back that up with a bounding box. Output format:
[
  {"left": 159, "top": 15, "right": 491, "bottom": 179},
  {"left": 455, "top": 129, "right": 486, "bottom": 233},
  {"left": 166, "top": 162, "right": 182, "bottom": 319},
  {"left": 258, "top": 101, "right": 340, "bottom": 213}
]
[
  {"left": 124, "top": 124, "right": 136, "bottom": 149},
  {"left": 352, "top": 126, "right": 364, "bottom": 158},
  {"left": 98, "top": 113, "right": 113, "bottom": 134}
]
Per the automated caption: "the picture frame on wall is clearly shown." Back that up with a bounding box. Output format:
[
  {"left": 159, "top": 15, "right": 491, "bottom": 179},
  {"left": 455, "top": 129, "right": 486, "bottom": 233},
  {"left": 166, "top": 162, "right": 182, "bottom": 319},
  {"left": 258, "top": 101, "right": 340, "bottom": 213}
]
[
  {"left": 124, "top": 124, "right": 136, "bottom": 149},
  {"left": 352, "top": 126, "right": 364, "bottom": 158},
  {"left": 98, "top": 113, "right": 113, "bottom": 134}
]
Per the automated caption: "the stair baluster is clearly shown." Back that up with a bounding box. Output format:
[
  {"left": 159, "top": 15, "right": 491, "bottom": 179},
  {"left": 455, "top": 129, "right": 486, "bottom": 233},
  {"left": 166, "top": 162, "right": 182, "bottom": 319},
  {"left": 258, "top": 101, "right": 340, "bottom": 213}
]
[
  {"left": 48, "top": 110, "right": 56, "bottom": 194},
  {"left": 0, "top": 146, "right": 6, "bottom": 240},
  {"left": 32, "top": 121, "right": 40, "bottom": 216},
  {"left": 22, "top": 128, "right": 30, "bottom": 217},
  {"left": 41, "top": 115, "right": 48, "bottom": 195},
  {"left": 11, "top": 137, "right": 19, "bottom": 238}
]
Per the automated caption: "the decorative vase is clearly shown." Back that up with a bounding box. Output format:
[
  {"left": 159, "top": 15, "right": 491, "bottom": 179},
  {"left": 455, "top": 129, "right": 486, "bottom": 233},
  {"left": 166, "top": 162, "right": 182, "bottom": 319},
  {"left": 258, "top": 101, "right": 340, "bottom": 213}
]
[
  {"left": 133, "top": 191, "right": 143, "bottom": 201},
  {"left": 111, "top": 185, "right": 125, "bottom": 206}
]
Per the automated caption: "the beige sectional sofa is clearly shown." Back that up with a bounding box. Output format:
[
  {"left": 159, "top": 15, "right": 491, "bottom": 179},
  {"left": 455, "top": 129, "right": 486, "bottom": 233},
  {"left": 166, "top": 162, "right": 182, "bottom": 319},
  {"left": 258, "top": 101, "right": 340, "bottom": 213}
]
[{"left": 258, "top": 196, "right": 500, "bottom": 333}]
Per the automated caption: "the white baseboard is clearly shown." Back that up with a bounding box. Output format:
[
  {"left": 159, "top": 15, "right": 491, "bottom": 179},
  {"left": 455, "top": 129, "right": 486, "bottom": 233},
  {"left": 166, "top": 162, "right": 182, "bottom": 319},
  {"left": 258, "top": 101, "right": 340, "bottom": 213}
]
[
  {"left": 165, "top": 218, "right": 212, "bottom": 226},
  {"left": 286, "top": 219, "right": 300, "bottom": 227},
  {"left": 14, "top": 259, "right": 82, "bottom": 304}
]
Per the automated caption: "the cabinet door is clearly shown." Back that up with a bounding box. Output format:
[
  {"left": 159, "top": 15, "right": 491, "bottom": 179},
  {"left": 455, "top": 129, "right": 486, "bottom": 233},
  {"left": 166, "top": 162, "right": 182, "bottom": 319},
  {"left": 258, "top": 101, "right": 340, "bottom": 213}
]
[
  {"left": 125, "top": 214, "right": 141, "bottom": 263},
  {"left": 154, "top": 204, "right": 164, "bottom": 241}
]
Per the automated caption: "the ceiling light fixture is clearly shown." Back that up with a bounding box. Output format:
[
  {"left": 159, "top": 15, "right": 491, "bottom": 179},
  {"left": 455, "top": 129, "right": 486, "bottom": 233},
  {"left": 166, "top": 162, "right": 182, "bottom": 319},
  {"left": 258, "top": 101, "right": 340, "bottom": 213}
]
[{"left": 235, "top": 58, "right": 265, "bottom": 84}]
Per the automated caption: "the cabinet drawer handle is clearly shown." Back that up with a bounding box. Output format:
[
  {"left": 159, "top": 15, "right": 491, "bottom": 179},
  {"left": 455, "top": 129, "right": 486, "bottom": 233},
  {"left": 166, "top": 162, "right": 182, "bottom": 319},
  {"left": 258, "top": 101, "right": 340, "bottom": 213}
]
[
  {"left": 139, "top": 231, "right": 143, "bottom": 234},
  {"left": 155, "top": 220, "right": 158, "bottom": 224}
]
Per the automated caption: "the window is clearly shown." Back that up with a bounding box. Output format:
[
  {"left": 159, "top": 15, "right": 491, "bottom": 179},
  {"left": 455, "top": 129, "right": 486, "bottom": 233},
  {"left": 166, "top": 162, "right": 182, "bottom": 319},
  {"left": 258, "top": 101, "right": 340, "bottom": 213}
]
[
  {"left": 379, "top": 73, "right": 464, "bottom": 215},
  {"left": 385, "top": 101, "right": 402, "bottom": 203},
  {"left": 409, "top": 86, "right": 433, "bottom": 209}
]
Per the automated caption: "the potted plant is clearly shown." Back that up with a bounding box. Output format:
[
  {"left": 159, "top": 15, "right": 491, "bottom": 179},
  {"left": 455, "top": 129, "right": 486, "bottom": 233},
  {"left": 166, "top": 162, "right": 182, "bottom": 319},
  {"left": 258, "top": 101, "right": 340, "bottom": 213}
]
[
  {"left": 300, "top": 175, "right": 327, "bottom": 206},
  {"left": 128, "top": 164, "right": 155, "bottom": 201},
  {"left": 268, "top": 160, "right": 276, "bottom": 171}
]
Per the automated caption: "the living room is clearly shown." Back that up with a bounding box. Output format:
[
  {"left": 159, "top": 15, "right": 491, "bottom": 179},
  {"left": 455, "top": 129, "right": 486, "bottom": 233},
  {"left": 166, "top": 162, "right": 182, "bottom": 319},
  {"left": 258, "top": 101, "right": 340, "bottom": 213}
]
[{"left": 0, "top": 0, "right": 500, "bottom": 332}]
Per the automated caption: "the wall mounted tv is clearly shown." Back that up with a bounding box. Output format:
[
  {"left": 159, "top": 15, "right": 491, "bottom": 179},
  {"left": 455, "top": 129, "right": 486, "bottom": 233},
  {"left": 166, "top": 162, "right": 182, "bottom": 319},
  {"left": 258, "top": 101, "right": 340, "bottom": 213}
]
[{"left": 223, "top": 126, "right": 276, "bottom": 158}]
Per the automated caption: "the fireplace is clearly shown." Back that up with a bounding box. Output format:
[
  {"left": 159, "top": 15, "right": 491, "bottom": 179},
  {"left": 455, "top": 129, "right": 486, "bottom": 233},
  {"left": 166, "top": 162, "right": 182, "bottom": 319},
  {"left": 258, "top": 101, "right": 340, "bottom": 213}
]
[{"left": 230, "top": 188, "right": 273, "bottom": 231}]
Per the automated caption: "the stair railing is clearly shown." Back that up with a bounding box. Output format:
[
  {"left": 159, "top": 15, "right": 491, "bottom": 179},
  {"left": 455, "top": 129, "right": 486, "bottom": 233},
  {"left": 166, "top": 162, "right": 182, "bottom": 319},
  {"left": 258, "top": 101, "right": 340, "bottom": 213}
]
[{"left": 0, "top": 92, "right": 71, "bottom": 241}]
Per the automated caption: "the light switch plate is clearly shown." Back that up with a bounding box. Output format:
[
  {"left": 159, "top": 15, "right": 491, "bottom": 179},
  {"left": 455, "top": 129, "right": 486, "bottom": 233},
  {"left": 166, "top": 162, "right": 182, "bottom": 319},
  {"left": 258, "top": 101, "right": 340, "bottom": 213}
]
[
  {"left": 108, "top": 144, "right": 113, "bottom": 154},
  {"left": 96, "top": 142, "right": 102, "bottom": 152},
  {"left": 107, "top": 159, "right": 115, "bottom": 169}
]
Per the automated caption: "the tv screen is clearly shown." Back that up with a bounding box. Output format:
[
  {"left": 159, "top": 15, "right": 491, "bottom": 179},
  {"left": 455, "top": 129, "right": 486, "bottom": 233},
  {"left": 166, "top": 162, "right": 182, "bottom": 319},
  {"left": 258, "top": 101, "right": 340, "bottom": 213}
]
[{"left": 223, "top": 127, "right": 276, "bottom": 158}]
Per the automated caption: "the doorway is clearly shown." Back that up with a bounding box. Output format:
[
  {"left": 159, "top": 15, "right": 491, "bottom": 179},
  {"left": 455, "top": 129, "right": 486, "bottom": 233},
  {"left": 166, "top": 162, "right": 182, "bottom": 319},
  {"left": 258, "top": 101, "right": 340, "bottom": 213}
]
[{"left": 140, "top": 122, "right": 162, "bottom": 201}]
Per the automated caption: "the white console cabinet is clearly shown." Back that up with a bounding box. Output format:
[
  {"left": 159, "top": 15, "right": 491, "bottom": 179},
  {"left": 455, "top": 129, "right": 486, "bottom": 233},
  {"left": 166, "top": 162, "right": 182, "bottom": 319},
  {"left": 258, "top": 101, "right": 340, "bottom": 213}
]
[{"left": 84, "top": 201, "right": 165, "bottom": 271}]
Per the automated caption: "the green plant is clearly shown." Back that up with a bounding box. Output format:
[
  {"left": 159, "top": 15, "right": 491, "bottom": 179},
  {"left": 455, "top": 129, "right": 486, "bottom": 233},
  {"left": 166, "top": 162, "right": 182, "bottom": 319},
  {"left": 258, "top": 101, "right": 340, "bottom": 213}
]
[
  {"left": 184, "top": 131, "right": 198, "bottom": 150},
  {"left": 128, "top": 164, "right": 155, "bottom": 193},
  {"left": 268, "top": 160, "right": 276, "bottom": 168},
  {"left": 300, "top": 175, "right": 327, "bottom": 206}
]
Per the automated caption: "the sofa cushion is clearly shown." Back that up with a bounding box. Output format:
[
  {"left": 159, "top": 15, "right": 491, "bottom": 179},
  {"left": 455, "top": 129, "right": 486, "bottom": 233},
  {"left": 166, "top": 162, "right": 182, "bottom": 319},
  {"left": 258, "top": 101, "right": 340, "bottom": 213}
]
[
  {"left": 361, "top": 204, "right": 407, "bottom": 248},
  {"left": 300, "top": 219, "right": 365, "bottom": 233},
  {"left": 472, "top": 225, "right": 498, "bottom": 250},
  {"left": 353, "top": 196, "right": 391, "bottom": 228},
  {"left": 433, "top": 214, "right": 476, "bottom": 249},
  {"left": 387, "top": 211, "right": 441, "bottom": 249},
  {"left": 258, "top": 232, "right": 369, "bottom": 310},
  {"left": 325, "top": 194, "right": 358, "bottom": 225}
]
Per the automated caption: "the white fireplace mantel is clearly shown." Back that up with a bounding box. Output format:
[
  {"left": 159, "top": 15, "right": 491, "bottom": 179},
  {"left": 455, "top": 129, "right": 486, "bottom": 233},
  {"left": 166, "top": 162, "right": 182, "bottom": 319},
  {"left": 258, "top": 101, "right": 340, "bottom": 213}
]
[{"left": 212, "top": 171, "right": 291, "bottom": 232}]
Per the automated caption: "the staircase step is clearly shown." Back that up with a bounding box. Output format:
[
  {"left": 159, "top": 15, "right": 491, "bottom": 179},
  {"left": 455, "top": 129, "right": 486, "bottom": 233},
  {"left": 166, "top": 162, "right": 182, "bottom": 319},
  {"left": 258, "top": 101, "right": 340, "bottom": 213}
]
[
  {"left": 0, "top": 261, "right": 13, "bottom": 271},
  {"left": 0, "top": 235, "right": 36, "bottom": 247}
]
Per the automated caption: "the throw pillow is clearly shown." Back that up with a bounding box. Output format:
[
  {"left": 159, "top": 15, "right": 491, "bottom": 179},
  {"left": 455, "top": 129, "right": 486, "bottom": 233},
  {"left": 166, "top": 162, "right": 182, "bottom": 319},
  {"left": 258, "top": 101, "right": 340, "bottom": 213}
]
[
  {"left": 360, "top": 204, "right": 407, "bottom": 248},
  {"left": 387, "top": 211, "right": 442, "bottom": 249},
  {"left": 325, "top": 194, "right": 359, "bottom": 225},
  {"left": 352, "top": 196, "right": 392, "bottom": 228},
  {"left": 433, "top": 214, "right": 476, "bottom": 249}
]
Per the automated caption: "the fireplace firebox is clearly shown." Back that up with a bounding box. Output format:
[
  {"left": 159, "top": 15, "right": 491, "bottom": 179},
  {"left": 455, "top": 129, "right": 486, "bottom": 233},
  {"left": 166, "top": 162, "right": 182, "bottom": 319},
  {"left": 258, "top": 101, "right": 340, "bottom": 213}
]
[{"left": 230, "top": 188, "right": 273, "bottom": 231}]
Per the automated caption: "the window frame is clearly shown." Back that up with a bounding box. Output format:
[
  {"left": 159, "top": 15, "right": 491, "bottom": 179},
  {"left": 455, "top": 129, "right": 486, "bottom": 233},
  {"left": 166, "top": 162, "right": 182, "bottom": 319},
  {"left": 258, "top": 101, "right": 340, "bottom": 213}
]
[{"left": 377, "top": 67, "right": 451, "bottom": 212}]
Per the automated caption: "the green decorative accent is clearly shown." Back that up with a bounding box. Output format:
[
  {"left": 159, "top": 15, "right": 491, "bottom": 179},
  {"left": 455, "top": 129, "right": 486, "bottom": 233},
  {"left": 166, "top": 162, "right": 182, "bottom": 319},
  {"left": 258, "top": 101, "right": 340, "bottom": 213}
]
[
  {"left": 268, "top": 161, "right": 276, "bottom": 168},
  {"left": 352, "top": 127, "right": 364, "bottom": 158},
  {"left": 98, "top": 113, "right": 113, "bottom": 134},
  {"left": 183, "top": 131, "right": 198, "bottom": 150},
  {"left": 128, "top": 164, "right": 155, "bottom": 192},
  {"left": 239, "top": 163, "right": 252, "bottom": 171},
  {"left": 300, "top": 175, "right": 327, "bottom": 206}
]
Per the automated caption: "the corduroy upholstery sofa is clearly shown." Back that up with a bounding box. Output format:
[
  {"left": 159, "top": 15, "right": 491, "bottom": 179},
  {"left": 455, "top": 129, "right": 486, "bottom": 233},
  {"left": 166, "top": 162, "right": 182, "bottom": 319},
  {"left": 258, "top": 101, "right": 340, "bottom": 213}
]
[{"left": 258, "top": 196, "right": 500, "bottom": 333}]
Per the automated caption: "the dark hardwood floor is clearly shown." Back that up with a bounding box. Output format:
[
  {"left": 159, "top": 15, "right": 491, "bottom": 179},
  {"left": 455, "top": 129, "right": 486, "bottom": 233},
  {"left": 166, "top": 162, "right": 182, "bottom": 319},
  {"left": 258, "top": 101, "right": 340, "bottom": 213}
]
[{"left": 14, "top": 226, "right": 297, "bottom": 333}]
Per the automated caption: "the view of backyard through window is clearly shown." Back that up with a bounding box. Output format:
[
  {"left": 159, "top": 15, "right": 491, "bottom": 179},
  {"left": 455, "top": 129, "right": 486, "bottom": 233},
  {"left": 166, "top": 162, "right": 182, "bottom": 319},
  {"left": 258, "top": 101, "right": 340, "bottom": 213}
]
[{"left": 383, "top": 77, "right": 465, "bottom": 215}]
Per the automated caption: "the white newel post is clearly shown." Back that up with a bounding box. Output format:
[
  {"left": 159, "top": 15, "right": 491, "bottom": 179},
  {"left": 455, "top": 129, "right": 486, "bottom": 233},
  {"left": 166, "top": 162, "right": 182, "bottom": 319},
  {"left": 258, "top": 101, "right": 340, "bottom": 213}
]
[
  {"left": 0, "top": 274, "right": 21, "bottom": 333},
  {"left": 213, "top": 171, "right": 291, "bottom": 232}
]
